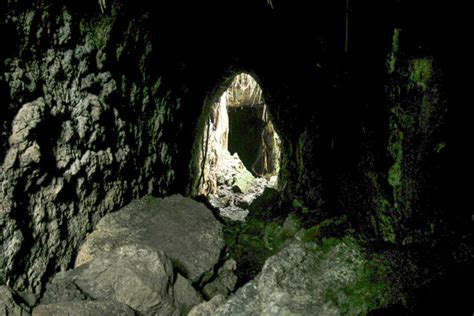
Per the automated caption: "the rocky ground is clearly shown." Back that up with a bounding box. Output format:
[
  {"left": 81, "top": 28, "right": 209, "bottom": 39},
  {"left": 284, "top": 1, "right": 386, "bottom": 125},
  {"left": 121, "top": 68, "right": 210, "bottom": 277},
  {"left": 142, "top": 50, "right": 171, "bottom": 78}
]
[
  {"left": 208, "top": 151, "right": 277, "bottom": 221},
  {"left": 0, "top": 195, "right": 400, "bottom": 315}
]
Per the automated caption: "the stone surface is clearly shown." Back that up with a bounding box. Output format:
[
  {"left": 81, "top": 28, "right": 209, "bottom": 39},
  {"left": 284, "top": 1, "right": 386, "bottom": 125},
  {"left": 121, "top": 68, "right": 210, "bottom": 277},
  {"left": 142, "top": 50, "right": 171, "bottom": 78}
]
[
  {"left": 188, "top": 294, "right": 226, "bottom": 316},
  {"left": 40, "top": 279, "right": 90, "bottom": 305},
  {"left": 232, "top": 170, "right": 256, "bottom": 194},
  {"left": 0, "top": 3, "right": 180, "bottom": 295},
  {"left": 214, "top": 238, "right": 391, "bottom": 315},
  {"left": 33, "top": 301, "right": 135, "bottom": 316},
  {"left": 44, "top": 244, "right": 176, "bottom": 315},
  {"left": 173, "top": 273, "right": 203, "bottom": 315},
  {"left": 0, "top": 285, "right": 30, "bottom": 316},
  {"left": 208, "top": 150, "right": 278, "bottom": 221},
  {"left": 75, "top": 195, "right": 224, "bottom": 283},
  {"left": 202, "top": 259, "right": 238, "bottom": 299}
]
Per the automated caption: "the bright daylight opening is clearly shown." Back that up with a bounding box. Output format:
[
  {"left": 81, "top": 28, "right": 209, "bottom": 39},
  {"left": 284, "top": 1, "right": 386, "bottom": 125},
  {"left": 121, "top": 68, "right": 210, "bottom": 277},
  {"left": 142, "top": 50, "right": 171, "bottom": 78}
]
[{"left": 198, "top": 73, "right": 281, "bottom": 221}]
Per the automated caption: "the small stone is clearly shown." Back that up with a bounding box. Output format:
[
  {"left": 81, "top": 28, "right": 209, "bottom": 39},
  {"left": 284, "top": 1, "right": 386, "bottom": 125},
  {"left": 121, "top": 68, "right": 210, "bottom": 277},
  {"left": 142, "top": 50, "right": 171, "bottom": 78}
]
[{"left": 232, "top": 170, "right": 255, "bottom": 194}]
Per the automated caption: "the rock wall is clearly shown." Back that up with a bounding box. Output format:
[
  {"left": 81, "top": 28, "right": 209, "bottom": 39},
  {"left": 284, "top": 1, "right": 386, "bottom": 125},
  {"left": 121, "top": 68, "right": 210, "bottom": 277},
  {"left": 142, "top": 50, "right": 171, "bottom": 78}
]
[
  {"left": 0, "top": 1, "right": 182, "bottom": 295},
  {"left": 0, "top": 0, "right": 459, "bottom": 300}
]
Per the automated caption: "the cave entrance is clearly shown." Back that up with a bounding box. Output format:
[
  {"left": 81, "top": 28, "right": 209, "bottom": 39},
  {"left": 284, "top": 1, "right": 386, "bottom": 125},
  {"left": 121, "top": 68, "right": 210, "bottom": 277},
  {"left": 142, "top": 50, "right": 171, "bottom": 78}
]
[{"left": 197, "top": 73, "right": 281, "bottom": 221}]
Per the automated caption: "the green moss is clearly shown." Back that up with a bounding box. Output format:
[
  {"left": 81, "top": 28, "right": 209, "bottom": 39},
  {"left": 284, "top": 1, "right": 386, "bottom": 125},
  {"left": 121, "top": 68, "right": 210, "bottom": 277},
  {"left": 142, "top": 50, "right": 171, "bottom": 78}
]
[
  {"left": 297, "top": 216, "right": 349, "bottom": 243},
  {"left": 323, "top": 238, "right": 393, "bottom": 314},
  {"left": 376, "top": 199, "right": 396, "bottom": 243},
  {"left": 387, "top": 130, "right": 403, "bottom": 188},
  {"left": 409, "top": 58, "right": 433, "bottom": 89},
  {"left": 434, "top": 142, "right": 446, "bottom": 153},
  {"left": 224, "top": 213, "right": 303, "bottom": 281},
  {"left": 292, "top": 198, "right": 310, "bottom": 214},
  {"left": 80, "top": 17, "right": 113, "bottom": 50},
  {"left": 387, "top": 28, "right": 400, "bottom": 74}
]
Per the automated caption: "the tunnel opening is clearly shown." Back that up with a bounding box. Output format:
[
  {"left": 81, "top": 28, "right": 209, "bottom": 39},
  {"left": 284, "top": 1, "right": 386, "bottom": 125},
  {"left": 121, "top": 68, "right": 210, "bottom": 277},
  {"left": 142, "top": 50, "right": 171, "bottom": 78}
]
[{"left": 194, "top": 73, "right": 281, "bottom": 221}]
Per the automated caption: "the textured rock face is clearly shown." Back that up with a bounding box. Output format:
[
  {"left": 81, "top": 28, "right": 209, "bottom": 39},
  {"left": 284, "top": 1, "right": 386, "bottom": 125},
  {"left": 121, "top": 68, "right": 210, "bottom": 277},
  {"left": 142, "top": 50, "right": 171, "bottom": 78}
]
[
  {"left": 213, "top": 239, "right": 391, "bottom": 316},
  {"left": 202, "top": 259, "right": 237, "bottom": 299},
  {"left": 173, "top": 273, "right": 203, "bottom": 315},
  {"left": 188, "top": 294, "right": 226, "bottom": 316},
  {"left": 42, "top": 244, "right": 176, "bottom": 315},
  {"left": 76, "top": 195, "right": 225, "bottom": 283},
  {"left": 33, "top": 301, "right": 135, "bottom": 316},
  {"left": 0, "top": 285, "right": 30, "bottom": 315},
  {"left": 0, "top": 3, "right": 181, "bottom": 294}
]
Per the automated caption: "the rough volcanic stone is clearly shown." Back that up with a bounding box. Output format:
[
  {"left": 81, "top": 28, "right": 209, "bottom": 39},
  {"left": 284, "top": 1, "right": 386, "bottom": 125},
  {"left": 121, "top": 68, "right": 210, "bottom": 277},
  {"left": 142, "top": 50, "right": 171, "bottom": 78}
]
[
  {"left": 32, "top": 301, "right": 135, "bottom": 316},
  {"left": 75, "top": 195, "right": 225, "bottom": 283}
]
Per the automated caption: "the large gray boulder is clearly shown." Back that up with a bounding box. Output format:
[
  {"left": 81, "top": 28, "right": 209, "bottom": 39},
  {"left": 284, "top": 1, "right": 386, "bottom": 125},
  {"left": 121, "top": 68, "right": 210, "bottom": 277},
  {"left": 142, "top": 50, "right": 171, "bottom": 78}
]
[
  {"left": 0, "top": 286, "right": 30, "bottom": 316},
  {"left": 33, "top": 301, "right": 135, "bottom": 316},
  {"left": 212, "top": 238, "right": 391, "bottom": 316},
  {"left": 76, "top": 195, "right": 224, "bottom": 283},
  {"left": 44, "top": 244, "right": 176, "bottom": 315}
]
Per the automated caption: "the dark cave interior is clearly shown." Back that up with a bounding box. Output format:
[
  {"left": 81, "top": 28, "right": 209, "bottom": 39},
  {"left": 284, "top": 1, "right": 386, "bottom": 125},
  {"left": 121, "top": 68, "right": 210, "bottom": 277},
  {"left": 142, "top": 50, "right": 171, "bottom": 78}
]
[{"left": 0, "top": 0, "right": 471, "bottom": 315}]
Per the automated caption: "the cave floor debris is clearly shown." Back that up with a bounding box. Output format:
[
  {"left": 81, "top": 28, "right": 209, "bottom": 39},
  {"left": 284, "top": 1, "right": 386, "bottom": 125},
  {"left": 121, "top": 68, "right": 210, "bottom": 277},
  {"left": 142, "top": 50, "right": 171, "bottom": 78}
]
[{"left": 207, "top": 152, "right": 277, "bottom": 222}]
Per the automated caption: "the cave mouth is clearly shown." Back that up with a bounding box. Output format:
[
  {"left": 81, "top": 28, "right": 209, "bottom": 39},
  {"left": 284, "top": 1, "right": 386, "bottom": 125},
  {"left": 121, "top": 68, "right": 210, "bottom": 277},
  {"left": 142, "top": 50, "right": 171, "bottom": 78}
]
[{"left": 198, "top": 73, "right": 281, "bottom": 221}]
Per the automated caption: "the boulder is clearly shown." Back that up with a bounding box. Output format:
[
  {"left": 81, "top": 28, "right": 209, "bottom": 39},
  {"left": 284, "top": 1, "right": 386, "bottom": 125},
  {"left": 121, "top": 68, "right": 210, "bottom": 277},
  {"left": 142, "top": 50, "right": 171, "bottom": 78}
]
[
  {"left": 76, "top": 195, "right": 224, "bottom": 283},
  {"left": 232, "top": 170, "right": 255, "bottom": 194},
  {"left": 32, "top": 301, "right": 135, "bottom": 316},
  {"left": 173, "top": 274, "right": 203, "bottom": 315},
  {"left": 44, "top": 244, "right": 176, "bottom": 315},
  {"left": 188, "top": 294, "right": 226, "bottom": 316},
  {"left": 214, "top": 238, "right": 392, "bottom": 315},
  {"left": 0, "top": 286, "right": 30, "bottom": 315},
  {"left": 40, "top": 279, "right": 90, "bottom": 304}
]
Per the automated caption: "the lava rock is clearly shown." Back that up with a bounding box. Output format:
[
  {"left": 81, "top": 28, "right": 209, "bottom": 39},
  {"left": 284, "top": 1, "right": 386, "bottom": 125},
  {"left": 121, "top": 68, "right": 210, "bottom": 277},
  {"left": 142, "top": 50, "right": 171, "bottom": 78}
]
[
  {"left": 75, "top": 195, "right": 224, "bottom": 283},
  {"left": 32, "top": 301, "right": 135, "bottom": 316}
]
